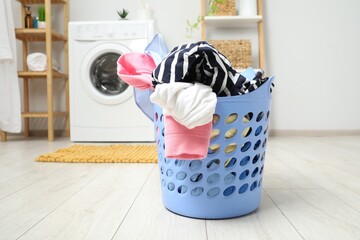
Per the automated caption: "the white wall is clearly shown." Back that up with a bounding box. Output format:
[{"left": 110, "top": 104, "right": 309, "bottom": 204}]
[
  {"left": 264, "top": 0, "right": 360, "bottom": 131},
  {"left": 12, "top": 0, "right": 360, "bottom": 132}
]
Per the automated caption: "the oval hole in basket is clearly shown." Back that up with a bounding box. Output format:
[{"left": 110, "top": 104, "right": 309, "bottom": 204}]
[
  {"left": 223, "top": 186, "right": 236, "bottom": 196},
  {"left": 254, "top": 140, "right": 261, "bottom": 151},
  {"left": 212, "top": 114, "right": 220, "bottom": 125},
  {"left": 262, "top": 138, "right": 267, "bottom": 148},
  {"left": 224, "top": 157, "right": 237, "bottom": 168},
  {"left": 250, "top": 181, "right": 258, "bottom": 191},
  {"left": 239, "top": 169, "right": 250, "bottom": 180},
  {"left": 211, "top": 129, "right": 220, "bottom": 141},
  {"left": 256, "top": 112, "right": 264, "bottom": 122},
  {"left": 206, "top": 159, "right": 220, "bottom": 170},
  {"left": 208, "top": 144, "right": 220, "bottom": 154},
  {"left": 260, "top": 165, "right": 264, "bottom": 174},
  {"left": 167, "top": 182, "right": 175, "bottom": 191},
  {"left": 190, "top": 173, "right": 203, "bottom": 182},
  {"left": 225, "top": 128, "right": 238, "bottom": 139},
  {"left": 178, "top": 185, "right": 188, "bottom": 194},
  {"left": 156, "top": 126, "right": 160, "bottom": 135},
  {"left": 191, "top": 187, "right": 204, "bottom": 196},
  {"left": 264, "top": 125, "right": 269, "bottom": 135},
  {"left": 238, "top": 183, "right": 249, "bottom": 194},
  {"left": 255, "top": 126, "right": 262, "bottom": 136},
  {"left": 176, "top": 171, "right": 187, "bottom": 180},
  {"left": 252, "top": 154, "right": 260, "bottom": 164},
  {"left": 224, "top": 143, "right": 237, "bottom": 154},
  {"left": 241, "top": 142, "right": 251, "bottom": 152},
  {"left": 174, "top": 160, "right": 185, "bottom": 166},
  {"left": 243, "top": 112, "right": 253, "bottom": 123},
  {"left": 261, "top": 152, "right": 266, "bottom": 161},
  {"left": 242, "top": 127, "right": 252, "bottom": 138},
  {"left": 207, "top": 187, "right": 220, "bottom": 197},
  {"left": 189, "top": 160, "right": 202, "bottom": 171},
  {"left": 166, "top": 169, "right": 173, "bottom": 177},
  {"left": 266, "top": 111, "right": 270, "bottom": 120},
  {"left": 226, "top": 113, "right": 238, "bottom": 124},
  {"left": 207, "top": 173, "right": 220, "bottom": 184},
  {"left": 251, "top": 167, "right": 259, "bottom": 178},
  {"left": 224, "top": 172, "right": 236, "bottom": 184},
  {"left": 240, "top": 156, "right": 250, "bottom": 166}
]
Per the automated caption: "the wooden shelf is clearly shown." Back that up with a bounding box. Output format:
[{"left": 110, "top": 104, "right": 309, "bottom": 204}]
[
  {"left": 15, "top": 28, "right": 67, "bottom": 42},
  {"left": 16, "top": 0, "right": 66, "bottom": 4},
  {"left": 3, "top": 0, "right": 71, "bottom": 141},
  {"left": 201, "top": 0, "right": 265, "bottom": 80},
  {"left": 22, "top": 111, "right": 68, "bottom": 118},
  {"left": 18, "top": 69, "right": 68, "bottom": 79},
  {"left": 204, "top": 15, "right": 262, "bottom": 28}
]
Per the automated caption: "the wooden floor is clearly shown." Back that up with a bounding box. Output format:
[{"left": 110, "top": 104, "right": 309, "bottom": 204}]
[{"left": 0, "top": 136, "right": 359, "bottom": 240}]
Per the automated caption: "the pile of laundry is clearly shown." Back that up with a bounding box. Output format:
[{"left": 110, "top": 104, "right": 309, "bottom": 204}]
[{"left": 117, "top": 37, "right": 271, "bottom": 161}]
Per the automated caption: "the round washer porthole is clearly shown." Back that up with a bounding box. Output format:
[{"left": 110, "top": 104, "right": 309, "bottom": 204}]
[{"left": 80, "top": 42, "right": 132, "bottom": 105}]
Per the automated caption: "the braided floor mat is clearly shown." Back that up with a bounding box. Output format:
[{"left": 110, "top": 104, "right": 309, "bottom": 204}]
[{"left": 36, "top": 144, "right": 158, "bottom": 163}]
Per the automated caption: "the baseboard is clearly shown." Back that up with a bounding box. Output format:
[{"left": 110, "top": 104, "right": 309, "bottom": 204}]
[
  {"left": 269, "top": 129, "right": 360, "bottom": 137},
  {"left": 2, "top": 129, "right": 67, "bottom": 138},
  {"left": 4, "top": 129, "right": 360, "bottom": 140}
]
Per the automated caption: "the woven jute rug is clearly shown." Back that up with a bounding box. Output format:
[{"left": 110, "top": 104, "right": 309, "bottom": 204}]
[{"left": 36, "top": 144, "right": 158, "bottom": 163}]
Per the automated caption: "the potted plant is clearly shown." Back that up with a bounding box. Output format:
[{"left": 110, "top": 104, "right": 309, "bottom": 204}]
[
  {"left": 38, "top": 6, "right": 46, "bottom": 28},
  {"left": 186, "top": 0, "right": 228, "bottom": 38},
  {"left": 117, "top": 9, "right": 129, "bottom": 20}
]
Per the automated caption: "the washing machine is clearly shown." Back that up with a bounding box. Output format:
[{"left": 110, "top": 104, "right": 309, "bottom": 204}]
[{"left": 69, "top": 21, "right": 155, "bottom": 142}]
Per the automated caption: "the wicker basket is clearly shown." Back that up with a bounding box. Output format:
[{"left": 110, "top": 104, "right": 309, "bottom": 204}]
[
  {"left": 209, "top": 40, "right": 252, "bottom": 70},
  {"left": 213, "top": 0, "right": 236, "bottom": 16}
]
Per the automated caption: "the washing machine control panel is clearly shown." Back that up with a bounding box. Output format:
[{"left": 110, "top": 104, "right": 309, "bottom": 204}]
[{"left": 70, "top": 21, "right": 152, "bottom": 41}]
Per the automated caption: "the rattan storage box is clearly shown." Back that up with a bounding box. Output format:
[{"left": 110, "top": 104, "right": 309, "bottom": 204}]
[
  {"left": 209, "top": 39, "right": 252, "bottom": 70},
  {"left": 213, "top": 0, "right": 236, "bottom": 16}
]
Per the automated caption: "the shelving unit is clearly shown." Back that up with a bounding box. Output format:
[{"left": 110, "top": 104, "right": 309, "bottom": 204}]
[
  {"left": 201, "top": 0, "right": 265, "bottom": 69},
  {"left": 204, "top": 15, "right": 262, "bottom": 27},
  {"left": 1, "top": 0, "right": 69, "bottom": 142}
]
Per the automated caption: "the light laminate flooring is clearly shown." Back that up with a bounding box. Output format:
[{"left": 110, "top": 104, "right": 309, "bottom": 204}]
[{"left": 0, "top": 136, "right": 359, "bottom": 240}]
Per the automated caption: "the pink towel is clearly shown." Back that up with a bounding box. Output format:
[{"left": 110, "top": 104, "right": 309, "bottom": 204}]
[
  {"left": 117, "top": 52, "right": 156, "bottom": 90},
  {"left": 164, "top": 115, "right": 212, "bottom": 160}
]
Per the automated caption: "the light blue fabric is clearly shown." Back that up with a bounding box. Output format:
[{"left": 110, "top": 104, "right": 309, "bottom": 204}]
[
  {"left": 133, "top": 33, "right": 170, "bottom": 121},
  {"left": 240, "top": 67, "right": 257, "bottom": 79},
  {"left": 145, "top": 33, "right": 170, "bottom": 65}
]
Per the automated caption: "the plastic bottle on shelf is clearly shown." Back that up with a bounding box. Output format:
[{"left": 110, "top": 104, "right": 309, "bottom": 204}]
[{"left": 33, "top": 16, "right": 38, "bottom": 28}]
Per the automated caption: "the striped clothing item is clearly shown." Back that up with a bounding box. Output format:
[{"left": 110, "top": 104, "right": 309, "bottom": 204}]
[
  {"left": 152, "top": 41, "right": 241, "bottom": 96},
  {"left": 152, "top": 41, "right": 269, "bottom": 97},
  {"left": 236, "top": 71, "right": 270, "bottom": 94}
]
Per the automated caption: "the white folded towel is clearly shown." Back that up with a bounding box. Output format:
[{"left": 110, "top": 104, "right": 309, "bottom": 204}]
[
  {"left": 150, "top": 82, "right": 217, "bottom": 129},
  {"left": 26, "top": 52, "right": 59, "bottom": 71}
]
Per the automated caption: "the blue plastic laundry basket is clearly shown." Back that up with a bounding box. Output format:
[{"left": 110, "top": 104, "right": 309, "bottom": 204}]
[{"left": 153, "top": 77, "right": 274, "bottom": 219}]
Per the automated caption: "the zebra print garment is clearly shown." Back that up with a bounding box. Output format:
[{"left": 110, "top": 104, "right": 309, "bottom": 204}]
[{"left": 152, "top": 41, "right": 268, "bottom": 97}]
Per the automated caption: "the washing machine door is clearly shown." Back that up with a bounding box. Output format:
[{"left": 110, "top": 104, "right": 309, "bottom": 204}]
[{"left": 80, "top": 42, "right": 132, "bottom": 105}]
